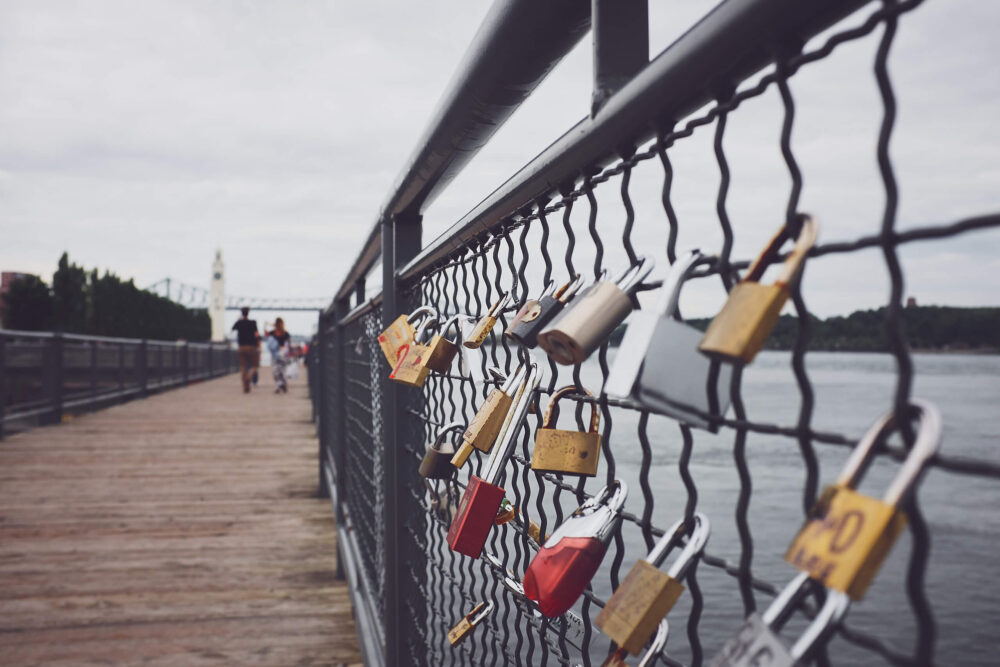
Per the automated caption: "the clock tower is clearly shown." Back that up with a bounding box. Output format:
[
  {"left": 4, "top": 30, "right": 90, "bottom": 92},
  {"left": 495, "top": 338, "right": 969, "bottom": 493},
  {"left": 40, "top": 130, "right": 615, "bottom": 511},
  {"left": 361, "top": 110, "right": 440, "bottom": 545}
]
[{"left": 210, "top": 249, "right": 226, "bottom": 341}]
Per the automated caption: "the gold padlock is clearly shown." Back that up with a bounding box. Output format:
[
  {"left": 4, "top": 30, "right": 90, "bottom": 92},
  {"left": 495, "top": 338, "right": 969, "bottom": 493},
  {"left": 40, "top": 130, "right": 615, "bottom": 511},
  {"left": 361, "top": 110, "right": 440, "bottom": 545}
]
[
  {"left": 698, "top": 214, "right": 817, "bottom": 364},
  {"left": 785, "top": 400, "right": 941, "bottom": 599},
  {"left": 451, "top": 364, "right": 528, "bottom": 467},
  {"left": 388, "top": 316, "right": 438, "bottom": 387},
  {"left": 448, "top": 600, "right": 494, "bottom": 646},
  {"left": 596, "top": 513, "right": 709, "bottom": 656},
  {"left": 538, "top": 257, "right": 653, "bottom": 365},
  {"left": 423, "top": 314, "right": 463, "bottom": 373},
  {"left": 377, "top": 305, "right": 436, "bottom": 368},
  {"left": 531, "top": 385, "right": 601, "bottom": 477},
  {"left": 463, "top": 292, "right": 512, "bottom": 349}
]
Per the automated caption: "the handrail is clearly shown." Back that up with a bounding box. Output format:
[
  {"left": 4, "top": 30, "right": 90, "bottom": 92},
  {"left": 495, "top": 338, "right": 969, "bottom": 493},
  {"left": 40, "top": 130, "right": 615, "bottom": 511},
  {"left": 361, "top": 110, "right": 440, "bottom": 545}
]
[
  {"left": 333, "top": 0, "right": 591, "bottom": 303},
  {"left": 0, "top": 328, "right": 231, "bottom": 347}
]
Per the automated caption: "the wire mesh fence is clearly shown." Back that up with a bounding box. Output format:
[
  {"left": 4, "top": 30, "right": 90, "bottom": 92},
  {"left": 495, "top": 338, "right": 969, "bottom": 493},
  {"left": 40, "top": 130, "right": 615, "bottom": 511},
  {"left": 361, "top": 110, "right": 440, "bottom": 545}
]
[{"left": 315, "top": 1, "right": 999, "bottom": 665}]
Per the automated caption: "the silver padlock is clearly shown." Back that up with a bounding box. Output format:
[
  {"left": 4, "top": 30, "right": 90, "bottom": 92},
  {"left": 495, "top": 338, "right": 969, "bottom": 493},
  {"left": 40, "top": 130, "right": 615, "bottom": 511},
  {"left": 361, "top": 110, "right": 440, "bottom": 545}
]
[
  {"left": 707, "top": 572, "right": 850, "bottom": 667},
  {"left": 605, "top": 249, "right": 731, "bottom": 431},
  {"left": 600, "top": 619, "right": 669, "bottom": 667},
  {"left": 538, "top": 257, "right": 654, "bottom": 365}
]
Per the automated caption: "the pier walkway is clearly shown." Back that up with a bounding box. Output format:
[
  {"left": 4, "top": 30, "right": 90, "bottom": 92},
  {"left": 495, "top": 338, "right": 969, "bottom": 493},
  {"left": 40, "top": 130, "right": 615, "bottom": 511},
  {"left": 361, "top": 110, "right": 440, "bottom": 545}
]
[{"left": 0, "top": 372, "right": 362, "bottom": 666}]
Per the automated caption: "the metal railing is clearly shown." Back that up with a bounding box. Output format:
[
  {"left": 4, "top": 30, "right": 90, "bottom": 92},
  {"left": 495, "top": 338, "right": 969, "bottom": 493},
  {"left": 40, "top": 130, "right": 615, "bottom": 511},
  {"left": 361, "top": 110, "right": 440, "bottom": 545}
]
[
  {"left": 0, "top": 329, "right": 238, "bottom": 439},
  {"left": 311, "top": 1, "right": 999, "bottom": 665}
]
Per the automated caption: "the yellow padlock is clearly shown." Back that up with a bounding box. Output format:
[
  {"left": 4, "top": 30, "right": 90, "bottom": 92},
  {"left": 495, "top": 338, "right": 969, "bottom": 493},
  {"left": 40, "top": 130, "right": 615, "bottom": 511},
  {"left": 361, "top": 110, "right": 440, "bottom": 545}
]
[
  {"left": 463, "top": 292, "right": 512, "bottom": 349},
  {"left": 448, "top": 600, "right": 494, "bottom": 646},
  {"left": 698, "top": 214, "right": 817, "bottom": 364},
  {"left": 423, "top": 314, "right": 464, "bottom": 373},
  {"left": 451, "top": 363, "right": 527, "bottom": 467},
  {"left": 531, "top": 385, "right": 601, "bottom": 477},
  {"left": 785, "top": 400, "right": 942, "bottom": 599},
  {"left": 377, "top": 305, "right": 436, "bottom": 368},
  {"left": 388, "top": 316, "right": 438, "bottom": 387}
]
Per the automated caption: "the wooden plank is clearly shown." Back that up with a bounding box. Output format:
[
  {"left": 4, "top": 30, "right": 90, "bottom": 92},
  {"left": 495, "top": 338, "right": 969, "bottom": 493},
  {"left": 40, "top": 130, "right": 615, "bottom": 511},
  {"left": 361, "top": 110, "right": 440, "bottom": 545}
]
[{"left": 0, "top": 372, "right": 363, "bottom": 666}]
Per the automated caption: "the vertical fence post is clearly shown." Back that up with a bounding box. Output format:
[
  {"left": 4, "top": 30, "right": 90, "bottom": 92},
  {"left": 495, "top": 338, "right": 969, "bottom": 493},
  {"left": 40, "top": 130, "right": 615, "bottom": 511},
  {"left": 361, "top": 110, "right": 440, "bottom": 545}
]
[
  {"left": 138, "top": 339, "right": 148, "bottom": 397},
  {"left": 0, "top": 335, "right": 6, "bottom": 441},
  {"left": 316, "top": 310, "right": 328, "bottom": 498},
  {"left": 49, "top": 333, "right": 64, "bottom": 424},
  {"left": 90, "top": 340, "right": 99, "bottom": 401},
  {"left": 207, "top": 343, "right": 214, "bottom": 378},
  {"left": 182, "top": 342, "right": 189, "bottom": 386},
  {"left": 380, "top": 213, "right": 427, "bottom": 667},
  {"left": 118, "top": 342, "right": 126, "bottom": 393}
]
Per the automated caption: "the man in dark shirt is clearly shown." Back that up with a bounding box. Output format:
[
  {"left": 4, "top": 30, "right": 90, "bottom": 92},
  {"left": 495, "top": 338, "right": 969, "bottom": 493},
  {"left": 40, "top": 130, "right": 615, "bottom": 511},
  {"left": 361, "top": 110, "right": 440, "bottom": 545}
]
[{"left": 232, "top": 307, "right": 259, "bottom": 393}]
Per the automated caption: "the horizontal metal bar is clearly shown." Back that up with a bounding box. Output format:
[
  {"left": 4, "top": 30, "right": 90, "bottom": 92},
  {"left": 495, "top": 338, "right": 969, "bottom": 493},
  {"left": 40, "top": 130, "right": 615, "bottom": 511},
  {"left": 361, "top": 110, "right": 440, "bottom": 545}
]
[
  {"left": 334, "top": 0, "right": 592, "bottom": 303},
  {"left": 399, "top": 0, "right": 871, "bottom": 280}
]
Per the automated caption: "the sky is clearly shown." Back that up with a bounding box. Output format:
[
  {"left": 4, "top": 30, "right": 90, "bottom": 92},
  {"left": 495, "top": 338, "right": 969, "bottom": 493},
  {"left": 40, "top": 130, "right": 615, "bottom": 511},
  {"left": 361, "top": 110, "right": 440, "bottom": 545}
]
[{"left": 1, "top": 0, "right": 998, "bottom": 336}]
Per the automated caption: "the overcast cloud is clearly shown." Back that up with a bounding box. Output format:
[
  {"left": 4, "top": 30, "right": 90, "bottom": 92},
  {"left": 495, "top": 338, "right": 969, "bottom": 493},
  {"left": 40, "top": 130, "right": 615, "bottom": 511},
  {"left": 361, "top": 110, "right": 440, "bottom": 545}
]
[{"left": 1, "top": 1, "right": 998, "bottom": 335}]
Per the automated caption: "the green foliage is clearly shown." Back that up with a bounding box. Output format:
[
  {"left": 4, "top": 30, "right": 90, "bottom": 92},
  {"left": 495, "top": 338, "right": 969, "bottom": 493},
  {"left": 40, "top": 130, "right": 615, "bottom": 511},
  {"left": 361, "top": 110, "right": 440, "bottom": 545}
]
[
  {"left": 1, "top": 275, "right": 54, "bottom": 330},
  {"left": 2, "top": 253, "right": 210, "bottom": 341}
]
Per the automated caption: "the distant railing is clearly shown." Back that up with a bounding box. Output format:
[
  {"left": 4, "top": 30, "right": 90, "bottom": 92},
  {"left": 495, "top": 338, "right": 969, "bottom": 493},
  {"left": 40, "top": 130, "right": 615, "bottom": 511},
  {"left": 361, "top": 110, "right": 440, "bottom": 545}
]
[
  {"left": 309, "top": 1, "right": 1000, "bottom": 666},
  {"left": 0, "top": 329, "right": 238, "bottom": 439}
]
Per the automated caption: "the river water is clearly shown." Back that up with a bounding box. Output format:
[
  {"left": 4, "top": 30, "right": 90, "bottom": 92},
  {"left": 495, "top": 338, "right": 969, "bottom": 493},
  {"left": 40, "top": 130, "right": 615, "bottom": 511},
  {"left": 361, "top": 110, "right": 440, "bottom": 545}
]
[{"left": 527, "top": 351, "right": 999, "bottom": 666}]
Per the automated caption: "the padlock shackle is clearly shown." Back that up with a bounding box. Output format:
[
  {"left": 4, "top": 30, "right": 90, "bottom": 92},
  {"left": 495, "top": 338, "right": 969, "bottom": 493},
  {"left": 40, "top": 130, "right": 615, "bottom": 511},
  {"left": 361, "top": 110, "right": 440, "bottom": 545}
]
[
  {"left": 554, "top": 274, "right": 585, "bottom": 303},
  {"left": 546, "top": 480, "right": 628, "bottom": 548},
  {"left": 500, "top": 363, "right": 528, "bottom": 394},
  {"left": 646, "top": 512, "right": 710, "bottom": 581},
  {"left": 637, "top": 619, "right": 669, "bottom": 667},
  {"left": 761, "top": 572, "right": 850, "bottom": 660},
  {"left": 413, "top": 314, "right": 439, "bottom": 343},
  {"left": 466, "top": 600, "right": 495, "bottom": 626},
  {"left": 406, "top": 305, "right": 438, "bottom": 326},
  {"left": 541, "top": 385, "right": 599, "bottom": 433},
  {"left": 435, "top": 314, "right": 466, "bottom": 342},
  {"left": 836, "top": 399, "right": 942, "bottom": 507},
  {"left": 742, "top": 213, "right": 818, "bottom": 287},
  {"left": 614, "top": 255, "right": 655, "bottom": 295},
  {"left": 433, "top": 421, "right": 466, "bottom": 448},
  {"left": 655, "top": 249, "right": 711, "bottom": 321},
  {"left": 483, "top": 362, "right": 541, "bottom": 485},
  {"left": 538, "top": 280, "right": 557, "bottom": 299},
  {"left": 488, "top": 292, "right": 512, "bottom": 317}
]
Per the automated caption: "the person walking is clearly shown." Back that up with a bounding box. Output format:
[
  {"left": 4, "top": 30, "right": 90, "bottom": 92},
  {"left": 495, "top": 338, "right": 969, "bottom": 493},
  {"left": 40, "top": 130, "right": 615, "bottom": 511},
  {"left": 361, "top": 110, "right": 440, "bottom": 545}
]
[
  {"left": 232, "top": 306, "right": 259, "bottom": 393},
  {"left": 266, "top": 317, "right": 292, "bottom": 393}
]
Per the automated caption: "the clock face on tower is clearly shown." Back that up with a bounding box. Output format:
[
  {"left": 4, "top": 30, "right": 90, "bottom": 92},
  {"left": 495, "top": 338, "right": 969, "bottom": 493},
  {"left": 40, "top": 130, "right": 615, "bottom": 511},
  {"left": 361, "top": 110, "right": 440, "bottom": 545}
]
[{"left": 214, "top": 272, "right": 222, "bottom": 280}]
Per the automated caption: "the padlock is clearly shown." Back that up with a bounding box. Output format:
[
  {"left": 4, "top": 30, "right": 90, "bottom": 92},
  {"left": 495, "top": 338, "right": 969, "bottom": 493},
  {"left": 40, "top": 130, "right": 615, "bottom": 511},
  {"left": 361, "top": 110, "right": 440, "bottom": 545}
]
[
  {"left": 424, "top": 314, "right": 464, "bottom": 373},
  {"left": 699, "top": 214, "right": 818, "bottom": 364},
  {"left": 448, "top": 600, "right": 495, "bottom": 646},
  {"left": 451, "top": 364, "right": 527, "bottom": 467},
  {"left": 463, "top": 292, "right": 512, "bottom": 349},
  {"left": 377, "top": 305, "right": 436, "bottom": 368},
  {"left": 601, "top": 619, "right": 669, "bottom": 667},
  {"left": 506, "top": 275, "right": 584, "bottom": 348},
  {"left": 606, "top": 249, "right": 732, "bottom": 432},
  {"left": 707, "top": 572, "right": 850, "bottom": 667},
  {"left": 447, "top": 362, "right": 541, "bottom": 558},
  {"left": 538, "top": 257, "right": 654, "bottom": 365},
  {"left": 784, "top": 400, "right": 941, "bottom": 599},
  {"left": 420, "top": 421, "right": 464, "bottom": 479},
  {"left": 388, "top": 314, "right": 439, "bottom": 387},
  {"left": 595, "top": 512, "right": 709, "bottom": 656},
  {"left": 495, "top": 498, "right": 515, "bottom": 525},
  {"left": 522, "top": 480, "right": 628, "bottom": 617},
  {"left": 531, "top": 385, "right": 601, "bottom": 477},
  {"left": 426, "top": 480, "right": 461, "bottom": 524}
]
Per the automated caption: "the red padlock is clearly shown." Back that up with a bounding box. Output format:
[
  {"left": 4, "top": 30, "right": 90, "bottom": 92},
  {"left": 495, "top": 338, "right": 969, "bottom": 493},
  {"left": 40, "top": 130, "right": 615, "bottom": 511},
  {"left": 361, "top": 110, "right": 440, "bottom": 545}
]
[
  {"left": 447, "top": 361, "right": 541, "bottom": 558},
  {"left": 523, "top": 480, "right": 628, "bottom": 617}
]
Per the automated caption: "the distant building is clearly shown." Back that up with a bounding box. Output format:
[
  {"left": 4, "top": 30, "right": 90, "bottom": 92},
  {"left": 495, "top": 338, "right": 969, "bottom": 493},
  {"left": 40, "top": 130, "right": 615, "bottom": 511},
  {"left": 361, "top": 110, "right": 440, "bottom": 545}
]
[{"left": 906, "top": 296, "right": 918, "bottom": 308}]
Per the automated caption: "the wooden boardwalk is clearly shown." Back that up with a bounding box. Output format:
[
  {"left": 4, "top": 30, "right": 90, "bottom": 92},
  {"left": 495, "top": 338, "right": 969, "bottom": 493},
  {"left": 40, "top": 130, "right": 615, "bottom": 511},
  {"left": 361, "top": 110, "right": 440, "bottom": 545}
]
[{"left": 0, "top": 372, "right": 362, "bottom": 666}]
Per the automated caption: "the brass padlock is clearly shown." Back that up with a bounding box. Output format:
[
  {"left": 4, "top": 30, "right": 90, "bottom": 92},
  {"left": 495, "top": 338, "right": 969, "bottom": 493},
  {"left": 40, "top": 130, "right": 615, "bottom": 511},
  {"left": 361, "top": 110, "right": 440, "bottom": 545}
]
[
  {"left": 377, "top": 305, "right": 436, "bottom": 368},
  {"left": 388, "top": 315, "right": 438, "bottom": 387},
  {"left": 425, "top": 480, "right": 461, "bottom": 524},
  {"left": 538, "top": 257, "right": 654, "bottom": 365},
  {"left": 505, "top": 275, "right": 584, "bottom": 349},
  {"left": 420, "top": 421, "right": 464, "bottom": 479},
  {"left": 601, "top": 619, "right": 669, "bottom": 667},
  {"left": 423, "top": 314, "right": 464, "bottom": 373},
  {"left": 699, "top": 214, "right": 818, "bottom": 364},
  {"left": 451, "top": 363, "right": 528, "bottom": 467},
  {"left": 785, "top": 400, "right": 941, "bottom": 600},
  {"left": 463, "top": 292, "right": 512, "bottom": 349},
  {"left": 531, "top": 385, "right": 601, "bottom": 476},
  {"left": 596, "top": 513, "right": 709, "bottom": 656},
  {"left": 448, "top": 600, "right": 494, "bottom": 646}
]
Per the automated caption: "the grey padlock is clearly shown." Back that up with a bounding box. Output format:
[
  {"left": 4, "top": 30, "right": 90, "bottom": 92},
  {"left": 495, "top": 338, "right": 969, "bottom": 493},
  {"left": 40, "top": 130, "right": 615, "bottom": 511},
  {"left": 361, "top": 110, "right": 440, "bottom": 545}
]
[
  {"left": 605, "top": 249, "right": 731, "bottom": 432},
  {"left": 538, "top": 257, "right": 654, "bottom": 366},
  {"left": 707, "top": 572, "right": 850, "bottom": 667}
]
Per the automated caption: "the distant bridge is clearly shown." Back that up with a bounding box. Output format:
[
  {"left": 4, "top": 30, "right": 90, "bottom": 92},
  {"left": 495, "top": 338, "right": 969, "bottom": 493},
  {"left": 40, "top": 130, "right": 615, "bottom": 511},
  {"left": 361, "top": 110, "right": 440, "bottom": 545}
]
[{"left": 146, "top": 278, "right": 328, "bottom": 312}]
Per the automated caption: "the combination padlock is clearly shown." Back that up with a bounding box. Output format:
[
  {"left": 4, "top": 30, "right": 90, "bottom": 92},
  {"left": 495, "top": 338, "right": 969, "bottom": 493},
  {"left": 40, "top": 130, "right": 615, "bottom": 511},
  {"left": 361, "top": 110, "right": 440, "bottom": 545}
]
[
  {"left": 606, "top": 249, "right": 732, "bottom": 432},
  {"left": 531, "top": 385, "right": 601, "bottom": 477},
  {"left": 523, "top": 480, "right": 628, "bottom": 617},
  {"left": 447, "top": 362, "right": 541, "bottom": 558},
  {"left": 699, "top": 214, "right": 818, "bottom": 364},
  {"left": 506, "top": 275, "right": 584, "bottom": 348},
  {"left": 377, "top": 305, "right": 436, "bottom": 368},
  {"left": 419, "top": 421, "right": 464, "bottom": 479},
  {"left": 601, "top": 619, "right": 669, "bottom": 667},
  {"left": 708, "top": 572, "right": 850, "bottom": 667},
  {"left": 785, "top": 399, "right": 941, "bottom": 599},
  {"left": 451, "top": 363, "right": 528, "bottom": 467},
  {"left": 463, "top": 292, "right": 512, "bottom": 349},
  {"left": 424, "top": 314, "right": 464, "bottom": 373},
  {"left": 389, "top": 314, "right": 438, "bottom": 387},
  {"left": 448, "top": 600, "right": 495, "bottom": 646},
  {"left": 538, "top": 257, "right": 654, "bottom": 365},
  {"left": 595, "top": 512, "right": 709, "bottom": 656}
]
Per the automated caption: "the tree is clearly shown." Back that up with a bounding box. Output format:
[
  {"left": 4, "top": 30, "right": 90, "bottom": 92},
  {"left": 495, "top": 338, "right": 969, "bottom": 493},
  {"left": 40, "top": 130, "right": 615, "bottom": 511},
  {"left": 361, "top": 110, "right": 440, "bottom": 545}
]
[
  {"left": 52, "top": 252, "right": 87, "bottom": 333},
  {"left": 1, "top": 275, "right": 54, "bottom": 330}
]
